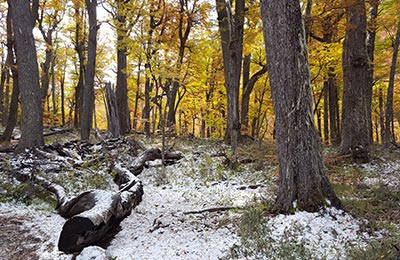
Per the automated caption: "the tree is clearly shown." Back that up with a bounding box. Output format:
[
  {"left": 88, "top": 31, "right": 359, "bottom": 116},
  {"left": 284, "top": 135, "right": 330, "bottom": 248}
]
[
  {"left": 340, "top": 0, "right": 370, "bottom": 160},
  {"left": 384, "top": 11, "right": 400, "bottom": 147},
  {"left": 8, "top": 0, "right": 44, "bottom": 151},
  {"left": 260, "top": 0, "right": 342, "bottom": 213},
  {"left": 215, "top": 0, "right": 245, "bottom": 153},
  {"left": 80, "top": 0, "right": 98, "bottom": 140}
]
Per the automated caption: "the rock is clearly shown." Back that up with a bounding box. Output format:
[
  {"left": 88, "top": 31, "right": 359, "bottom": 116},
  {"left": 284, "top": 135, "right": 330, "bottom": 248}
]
[{"left": 76, "top": 246, "right": 109, "bottom": 260}]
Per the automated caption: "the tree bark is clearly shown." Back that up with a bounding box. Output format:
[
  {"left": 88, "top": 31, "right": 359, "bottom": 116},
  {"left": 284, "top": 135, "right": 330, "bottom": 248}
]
[
  {"left": 105, "top": 82, "right": 121, "bottom": 138},
  {"left": 260, "top": 0, "right": 342, "bottom": 213},
  {"left": 241, "top": 54, "right": 268, "bottom": 133},
  {"left": 367, "top": 1, "right": 379, "bottom": 143},
  {"left": 1, "top": 9, "right": 13, "bottom": 127},
  {"left": 327, "top": 71, "right": 340, "bottom": 145},
  {"left": 340, "top": 0, "right": 370, "bottom": 161},
  {"left": 0, "top": 69, "right": 18, "bottom": 142},
  {"left": 73, "top": 4, "right": 85, "bottom": 128},
  {"left": 81, "top": 0, "right": 98, "bottom": 140},
  {"left": 384, "top": 14, "right": 400, "bottom": 147},
  {"left": 215, "top": 0, "right": 245, "bottom": 154},
  {"left": 115, "top": 0, "right": 131, "bottom": 135},
  {"left": 9, "top": 0, "right": 44, "bottom": 151}
]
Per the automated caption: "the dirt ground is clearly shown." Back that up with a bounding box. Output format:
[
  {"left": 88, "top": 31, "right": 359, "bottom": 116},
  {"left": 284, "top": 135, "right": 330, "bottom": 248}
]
[{"left": 0, "top": 215, "right": 40, "bottom": 260}]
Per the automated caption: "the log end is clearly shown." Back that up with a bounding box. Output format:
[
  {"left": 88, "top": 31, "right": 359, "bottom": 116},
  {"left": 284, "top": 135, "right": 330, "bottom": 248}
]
[{"left": 58, "top": 216, "right": 95, "bottom": 253}]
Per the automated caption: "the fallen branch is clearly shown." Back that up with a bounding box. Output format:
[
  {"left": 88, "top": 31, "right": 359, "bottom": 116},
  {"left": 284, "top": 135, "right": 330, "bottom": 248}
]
[
  {"left": 43, "top": 127, "right": 74, "bottom": 137},
  {"left": 183, "top": 206, "right": 241, "bottom": 215}
]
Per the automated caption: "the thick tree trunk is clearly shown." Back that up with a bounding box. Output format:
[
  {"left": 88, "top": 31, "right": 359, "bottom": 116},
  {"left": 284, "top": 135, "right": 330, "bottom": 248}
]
[
  {"left": 261, "top": 0, "right": 342, "bottom": 213},
  {"left": 81, "top": 0, "right": 98, "bottom": 140},
  {"left": 215, "top": 0, "right": 245, "bottom": 153},
  {"left": 105, "top": 82, "right": 121, "bottom": 138},
  {"left": 9, "top": 0, "right": 44, "bottom": 151},
  {"left": 384, "top": 16, "right": 400, "bottom": 147},
  {"left": 340, "top": 0, "right": 370, "bottom": 160}
]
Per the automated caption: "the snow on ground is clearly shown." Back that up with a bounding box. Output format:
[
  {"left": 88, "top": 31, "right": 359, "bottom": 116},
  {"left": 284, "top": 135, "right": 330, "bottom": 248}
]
[
  {"left": 0, "top": 143, "right": 393, "bottom": 260},
  {"left": 359, "top": 158, "right": 400, "bottom": 191}
]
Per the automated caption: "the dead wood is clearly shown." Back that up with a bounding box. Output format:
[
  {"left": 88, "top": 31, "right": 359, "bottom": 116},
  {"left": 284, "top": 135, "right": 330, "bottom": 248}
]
[
  {"left": 183, "top": 206, "right": 240, "bottom": 215},
  {"left": 43, "top": 127, "right": 74, "bottom": 137}
]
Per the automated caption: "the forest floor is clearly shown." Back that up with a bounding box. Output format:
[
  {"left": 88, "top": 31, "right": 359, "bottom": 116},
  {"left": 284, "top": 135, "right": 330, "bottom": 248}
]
[{"left": 0, "top": 130, "right": 399, "bottom": 260}]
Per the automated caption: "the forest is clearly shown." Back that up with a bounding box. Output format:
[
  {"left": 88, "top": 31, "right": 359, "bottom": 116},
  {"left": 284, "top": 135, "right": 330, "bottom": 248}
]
[{"left": 0, "top": 0, "right": 399, "bottom": 259}]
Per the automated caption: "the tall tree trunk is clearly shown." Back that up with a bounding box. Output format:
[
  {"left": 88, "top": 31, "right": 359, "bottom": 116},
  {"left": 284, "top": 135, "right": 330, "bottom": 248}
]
[
  {"left": 384, "top": 15, "right": 400, "bottom": 147},
  {"left": 143, "top": 76, "right": 151, "bottom": 136},
  {"left": 73, "top": 5, "right": 85, "bottom": 128},
  {"left": 80, "top": 0, "right": 98, "bottom": 140},
  {"left": 241, "top": 54, "right": 251, "bottom": 131},
  {"left": 260, "top": 0, "right": 342, "bottom": 213},
  {"left": 133, "top": 61, "right": 141, "bottom": 130},
  {"left": 367, "top": 1, "right": 379, "bottom": 143},
  {"left": 0, "top": 68, "right": 18, "bottom": 142},
  {"left": 1, "top": 9, "right": 13, "bottom": 126},
  {"left": 215, "top": 0, "right": 245, "bottom": 154},
  {"left": 115, "top": 0, "right": 130, "bottom": 134},
  {"left": 51, "top": 54, "right": 57, "bottom": 116},
  {"left": 327, "top": 71, "right": 340, "bottom": 145},
  {"left": 379, "top": 87, "right": 385, "bottom": 144},
  {"left": 9, "top": 0, "right": 44, "bottom": 151},
  {"left": 323, "top": 84, "right": 329, "bottom": 144},
  {"left": 340, "top": 0, "right": 370, "bottom": 160}
]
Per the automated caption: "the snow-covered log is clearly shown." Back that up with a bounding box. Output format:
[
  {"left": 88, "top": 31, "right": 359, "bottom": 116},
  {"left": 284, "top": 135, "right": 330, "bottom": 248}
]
[
  {"left": 4, "top": 140, "right": 183, "bottom": 253},
  {"left": 58, "top": 165, "right": 143, "bottom": 253}
]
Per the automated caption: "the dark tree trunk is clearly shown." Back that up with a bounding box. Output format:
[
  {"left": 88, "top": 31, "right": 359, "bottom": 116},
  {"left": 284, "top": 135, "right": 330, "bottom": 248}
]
[
  {"left": 9, "top": 0, "right": 44, "bottom": 151},
  {"left": 51, "top": 55, "right": 57, "bottom": 116},
  {"left": 379, "top": 87, "right": 385, "bottom": 144},
  {"left": 81, "top": 0, "right": 98, "bottom": 140},
  {"left": 241, "top": 54, "right": 251, "bottom": 131},
  {"left": 261, "top": 0, "right": 342, "bottom": 213},
  {"left": 61, "top": 62, "right": 66, "bottom": 126},
  {"left": 340, "top": 0, "right": 370, "bottom": 160},
  {"left": 143, "top": 76, "right": 151, "bottom": 136},
  {"left": 241, "top": 55, "right": 268, "bottom": 134},
  {"left": 73, "top": 5, "right": 85, "bottom": 128},
  {"left": 323, "top": 84, "right": 329, "bottom": 144},
  {"left": 384, "top": 16, "right": 400, "bottom": 147},
  {"left": 367, "top": 1, "right": 379, "bottom": 143},
  {"left": 327, "top": 71, "right": 340, "bottom": 145},
  {"left": 0, "top": 69, "right": 18, "bottom": 142},
  {"left": 133, "top": 61, "right": 141, "bottom": 130},
  {"left": 1, "top": 9, "right": 13, "bottom": 127},
  {"left": 115, "top": 0, "right": 131, "bottom": 135},
  {"left": 105, "top": 82, "right": 121, "bottom": 138},
  {"left": 215, "top": 0, "right": 245, "bottom": 153}
]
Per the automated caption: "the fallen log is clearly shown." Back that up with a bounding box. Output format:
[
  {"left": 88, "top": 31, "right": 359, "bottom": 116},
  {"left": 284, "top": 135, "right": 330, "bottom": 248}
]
[
  {"left": 6, "top": 140, "right": 183, "bottom": 253},
  {"left": 57, "top": 164, "right": 143, "bottom": 253}
]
